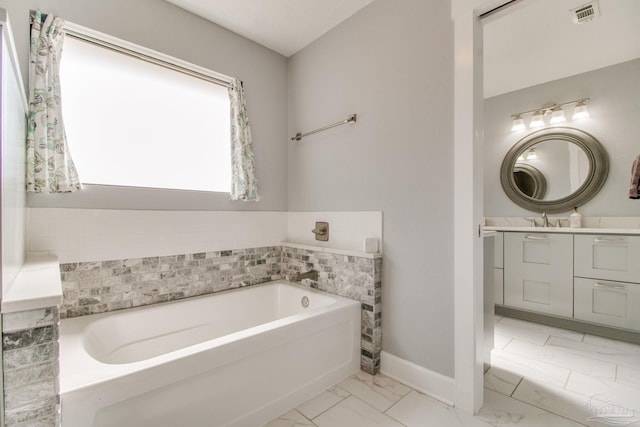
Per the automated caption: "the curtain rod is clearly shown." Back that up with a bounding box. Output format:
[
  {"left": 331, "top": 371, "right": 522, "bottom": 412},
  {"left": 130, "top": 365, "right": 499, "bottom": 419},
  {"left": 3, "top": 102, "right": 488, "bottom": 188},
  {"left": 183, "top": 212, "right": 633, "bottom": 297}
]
[
  {"left": 63, "top": 29, "right": 232, "bottom": 88},
  {"left": 291, "top": 114, "right": 357, "bottom": 141}
]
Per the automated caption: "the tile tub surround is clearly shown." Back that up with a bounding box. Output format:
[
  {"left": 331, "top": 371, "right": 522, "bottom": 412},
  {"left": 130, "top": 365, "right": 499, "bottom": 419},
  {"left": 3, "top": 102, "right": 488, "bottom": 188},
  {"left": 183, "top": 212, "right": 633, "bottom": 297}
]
[
  {"left": 281, "top": 246, "right": 382, "bottom": 375},
  {"left": 2, "top": 307, "right": 60, "bottom": 426},
  {"left": 58, "top": 244, "right": 382, "bottom": 374},
  {"left": 59, "top": 246, "right": 282, "bottom": 319}
]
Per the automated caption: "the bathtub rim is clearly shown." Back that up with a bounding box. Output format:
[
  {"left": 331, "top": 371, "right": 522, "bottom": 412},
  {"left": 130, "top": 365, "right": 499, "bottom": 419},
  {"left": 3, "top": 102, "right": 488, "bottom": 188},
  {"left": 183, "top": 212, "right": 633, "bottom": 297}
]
[{"left": 59, "top": 280, "right": 360, "bottom": 394}]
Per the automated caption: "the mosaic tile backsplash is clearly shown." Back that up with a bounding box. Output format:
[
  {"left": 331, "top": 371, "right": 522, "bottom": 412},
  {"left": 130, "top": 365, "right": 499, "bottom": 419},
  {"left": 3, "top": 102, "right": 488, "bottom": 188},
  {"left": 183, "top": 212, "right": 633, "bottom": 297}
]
[
  {"left": 281, "top": 246, "right": 382, "bottom": 374},
  {"left": 58, "top": 244, "right": 382, "bottom": 374},
  {"left": 2, "top": 307, "right": 61, "bottom": 427},
  {"left": 59, "top": 246, "right": 282, "bottom": 319}
]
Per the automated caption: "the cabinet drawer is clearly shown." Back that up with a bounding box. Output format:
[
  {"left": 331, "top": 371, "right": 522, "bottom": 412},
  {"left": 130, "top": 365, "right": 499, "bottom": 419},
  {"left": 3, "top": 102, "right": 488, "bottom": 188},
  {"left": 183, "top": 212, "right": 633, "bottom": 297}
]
[
  {"left": 574, "top": 235, "right": 640, "bottom": 284},
  {"left": 574, "top": 278, "right": 640, "bottom": 331},
  {"left": 494, "top": 268, "right": 504, "bottom": 305},
  {"left": 504, "top": 233, "right": 573, "bottom": 317}
]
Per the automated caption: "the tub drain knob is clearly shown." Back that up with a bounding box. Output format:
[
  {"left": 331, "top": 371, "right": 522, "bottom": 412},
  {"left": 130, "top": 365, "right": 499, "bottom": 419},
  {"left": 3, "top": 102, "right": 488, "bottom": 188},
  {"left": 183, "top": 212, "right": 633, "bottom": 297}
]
[{"left": 301, "top": 296, "right": 310, "bottom": 308}]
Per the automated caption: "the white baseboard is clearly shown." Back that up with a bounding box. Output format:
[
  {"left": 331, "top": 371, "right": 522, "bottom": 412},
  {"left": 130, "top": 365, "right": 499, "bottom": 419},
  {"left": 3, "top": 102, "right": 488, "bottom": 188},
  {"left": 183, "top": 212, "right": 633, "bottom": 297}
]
[{"left": 380, "top": 351, "right": 455, "bottom": 406}]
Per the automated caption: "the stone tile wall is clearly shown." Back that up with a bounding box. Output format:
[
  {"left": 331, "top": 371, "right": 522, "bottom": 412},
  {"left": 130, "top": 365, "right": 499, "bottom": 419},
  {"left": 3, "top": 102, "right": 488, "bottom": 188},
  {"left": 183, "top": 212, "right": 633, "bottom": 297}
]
[
  {"left": 2, "top": 307, "right": 60, "bottom": 426},
  {"left": 57, "top": 244, "right": 382, "bottom": 374},
  {"left": 59, "top": 246, "right": 282, "bottom": 319},
  {"left": 281, "top": 247, "right": 382, "bottom": 375}
]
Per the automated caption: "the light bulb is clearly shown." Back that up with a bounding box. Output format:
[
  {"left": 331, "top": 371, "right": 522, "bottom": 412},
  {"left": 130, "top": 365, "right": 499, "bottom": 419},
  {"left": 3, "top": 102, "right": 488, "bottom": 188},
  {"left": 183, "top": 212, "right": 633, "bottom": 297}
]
[
  {"left": 572, "top": 101, "right": 590, "bottom": 120},
  {"left": 511, "top": 115, "right": 526, "bottom": 132},
  {"left": 529, "top": 110, "right": 545, "bottom": 128},
  {"left": 550, "top": 107, "right": 566, "bottom": 124},
  {"left": 526, "top": 149, "right": 538, "bottom": 160}
]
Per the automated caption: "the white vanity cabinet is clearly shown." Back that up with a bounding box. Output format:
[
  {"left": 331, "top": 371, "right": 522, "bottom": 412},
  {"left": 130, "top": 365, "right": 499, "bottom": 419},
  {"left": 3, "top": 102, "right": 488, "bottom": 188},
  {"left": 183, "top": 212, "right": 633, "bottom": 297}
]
[
  {"left": 573, "top": 235, "right": 640, "bottom": 330},
  {"left": 494, "top": 232, "right": 504, "bottom": 305},
  {"left": 504, "top": 232, "right": 574, "bottom": 317}
]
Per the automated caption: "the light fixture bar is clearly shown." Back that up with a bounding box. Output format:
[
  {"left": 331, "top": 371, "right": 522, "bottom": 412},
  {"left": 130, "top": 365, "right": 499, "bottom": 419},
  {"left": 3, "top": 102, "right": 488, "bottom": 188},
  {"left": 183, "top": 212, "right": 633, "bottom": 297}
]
[{"left": 509, "top": 98, "right": 590, "bottom": 132}]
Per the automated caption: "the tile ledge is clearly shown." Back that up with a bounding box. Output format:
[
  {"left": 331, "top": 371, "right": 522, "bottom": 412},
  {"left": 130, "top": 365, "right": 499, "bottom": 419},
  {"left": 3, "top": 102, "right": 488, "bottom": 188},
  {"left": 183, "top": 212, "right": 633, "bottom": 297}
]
[
  {"left": 281, "top": 242, "right": 382, "bottom": 259},
  {"left": 1, "top": 253, "right": 62, "bottom": 313}
]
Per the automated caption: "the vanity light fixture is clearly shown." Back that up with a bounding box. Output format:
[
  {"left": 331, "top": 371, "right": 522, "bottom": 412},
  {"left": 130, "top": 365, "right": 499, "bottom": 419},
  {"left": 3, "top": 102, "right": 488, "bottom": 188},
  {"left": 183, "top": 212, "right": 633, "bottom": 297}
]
[
  {"left": 509, "top": 98, "right": 590, "bottom": 132},
  {"left": 511, "top": 114, "right": 526, "bottom": 132},
  {"left": 572, "top": 100, "right": 590, "bottom": 120},
  {"left": 550, "top": 107, "right": 567, "bottom": 124},
  {"left": 529, "top": 110, "right": 545, "bottom": 128}
]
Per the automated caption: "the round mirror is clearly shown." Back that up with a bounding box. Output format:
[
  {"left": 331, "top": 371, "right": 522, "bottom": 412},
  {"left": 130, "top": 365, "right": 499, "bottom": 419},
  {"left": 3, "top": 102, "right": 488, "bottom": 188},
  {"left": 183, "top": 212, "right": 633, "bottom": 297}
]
[{"left": 500, "top": 127, "right": 608, "bottom": 214}]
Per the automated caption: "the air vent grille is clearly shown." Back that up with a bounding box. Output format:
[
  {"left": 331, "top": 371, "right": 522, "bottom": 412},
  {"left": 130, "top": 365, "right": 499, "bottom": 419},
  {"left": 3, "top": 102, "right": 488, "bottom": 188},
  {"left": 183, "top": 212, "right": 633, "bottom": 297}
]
[{"left": 571, "top": 1, "right": 600, "bottom": 24}]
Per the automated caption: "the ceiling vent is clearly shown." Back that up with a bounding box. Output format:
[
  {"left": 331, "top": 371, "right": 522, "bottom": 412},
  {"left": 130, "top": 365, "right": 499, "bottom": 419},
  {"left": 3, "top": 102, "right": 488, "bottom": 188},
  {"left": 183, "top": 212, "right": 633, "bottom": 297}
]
[{"left": 571, "top": 1, "right": 600, "bottom": 24}]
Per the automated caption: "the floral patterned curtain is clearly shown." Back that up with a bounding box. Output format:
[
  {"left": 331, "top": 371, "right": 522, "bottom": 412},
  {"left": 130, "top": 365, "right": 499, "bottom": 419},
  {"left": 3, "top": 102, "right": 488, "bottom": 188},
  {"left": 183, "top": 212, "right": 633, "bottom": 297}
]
[
  {"left": 228, "top": 78, "right": 260, "bottom": 201},
  {"left": 26, "top": 11, "right": 81, "bottom": 193}
]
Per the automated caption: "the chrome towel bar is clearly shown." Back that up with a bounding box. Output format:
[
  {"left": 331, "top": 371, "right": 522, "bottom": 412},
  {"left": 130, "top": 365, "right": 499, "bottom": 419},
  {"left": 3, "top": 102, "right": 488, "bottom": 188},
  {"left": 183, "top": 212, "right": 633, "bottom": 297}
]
[{"left": 291, "top": 114, "right": 357, "bottom": 141}]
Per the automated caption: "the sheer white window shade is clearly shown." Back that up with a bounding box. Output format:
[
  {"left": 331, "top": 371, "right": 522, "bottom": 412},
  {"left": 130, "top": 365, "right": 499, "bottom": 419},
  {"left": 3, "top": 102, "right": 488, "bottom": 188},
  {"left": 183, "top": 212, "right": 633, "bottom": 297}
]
[{"left": 60, "top": 34, "right": 231, "bottom": 192}]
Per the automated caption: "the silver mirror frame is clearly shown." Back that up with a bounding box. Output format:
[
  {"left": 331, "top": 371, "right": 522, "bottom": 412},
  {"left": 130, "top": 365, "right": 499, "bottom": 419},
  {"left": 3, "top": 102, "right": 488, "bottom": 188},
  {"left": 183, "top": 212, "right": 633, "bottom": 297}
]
[
  {"left": 500, "top": 127, "right": 609, "bottom": 214},
  {"left": 513, "top": 164, "right": 547, "bottom": 199}
]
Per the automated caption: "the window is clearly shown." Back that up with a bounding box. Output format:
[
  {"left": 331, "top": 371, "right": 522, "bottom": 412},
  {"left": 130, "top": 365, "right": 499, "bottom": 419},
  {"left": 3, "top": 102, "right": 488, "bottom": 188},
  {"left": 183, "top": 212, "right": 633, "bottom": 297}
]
[{"left": 59, "top": 35, "right": 231, "bottom": 192}]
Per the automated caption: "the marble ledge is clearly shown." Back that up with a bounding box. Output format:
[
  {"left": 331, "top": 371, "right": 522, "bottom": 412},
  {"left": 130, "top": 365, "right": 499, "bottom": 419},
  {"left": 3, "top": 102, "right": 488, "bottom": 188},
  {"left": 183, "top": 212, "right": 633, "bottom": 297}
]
[
  {"left": 1, "top": 253, "right": 62, "bottom": 314},
  {"left": 281, "top": 242, "right": 382, "bottom": 259}
]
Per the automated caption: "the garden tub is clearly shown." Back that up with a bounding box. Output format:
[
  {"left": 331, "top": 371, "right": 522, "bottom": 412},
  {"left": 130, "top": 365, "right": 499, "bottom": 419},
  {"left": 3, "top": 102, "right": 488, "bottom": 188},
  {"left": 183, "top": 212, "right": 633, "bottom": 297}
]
[{"left": 60, "top": 281, "right": 360, "bottom": 427}]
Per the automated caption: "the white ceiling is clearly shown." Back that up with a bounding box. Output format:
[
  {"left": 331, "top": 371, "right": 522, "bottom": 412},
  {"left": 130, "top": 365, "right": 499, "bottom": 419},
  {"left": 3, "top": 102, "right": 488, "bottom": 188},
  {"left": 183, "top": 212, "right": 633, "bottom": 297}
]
[
  {"left": 164, "top": 0, "right": 374, "bottom": 57},
  {"left": 483, "top": 0, "right": 640, "bottom": 98},
  {"left": 164, "top": 0, "right": 639, "bottom": 96}
]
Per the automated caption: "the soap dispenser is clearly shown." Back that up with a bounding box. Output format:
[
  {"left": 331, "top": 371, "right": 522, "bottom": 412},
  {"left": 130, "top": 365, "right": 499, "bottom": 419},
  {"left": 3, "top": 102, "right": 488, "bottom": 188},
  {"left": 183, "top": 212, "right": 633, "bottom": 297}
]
[{"left": 569, "top": 207, "right": 582, "bottom": 228}]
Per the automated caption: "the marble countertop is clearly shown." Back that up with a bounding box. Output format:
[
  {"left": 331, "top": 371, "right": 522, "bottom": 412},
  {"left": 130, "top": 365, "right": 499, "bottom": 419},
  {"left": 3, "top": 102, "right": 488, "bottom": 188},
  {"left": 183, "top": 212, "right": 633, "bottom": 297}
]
[
  {"left": 483, "top": 226, "right": 640, "bottom": 235},
  {"left": 1, "top": 253, "right": 62, "bottom": 313},
  {"left": 484, "top": 217, "right": 640, "bottom": 235}
]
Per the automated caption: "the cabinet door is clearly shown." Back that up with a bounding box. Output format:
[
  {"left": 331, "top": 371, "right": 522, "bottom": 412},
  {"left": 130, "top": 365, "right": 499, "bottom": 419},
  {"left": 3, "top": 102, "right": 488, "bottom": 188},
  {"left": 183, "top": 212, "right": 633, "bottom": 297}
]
[
  {"left": 494, "top": 232, "right": 504, "bottom": 269},
  {"left": 494, "top": 268, "right": 504, "bottom": 305},
  {"left": 504, "top": 232, "right": 574, "bottom": 317},
  {"left": 574, "top": 235, "right": 640, "bottom": 284},
  {"left": 574, "top": 278, "right": 640, "bottom": 331}
]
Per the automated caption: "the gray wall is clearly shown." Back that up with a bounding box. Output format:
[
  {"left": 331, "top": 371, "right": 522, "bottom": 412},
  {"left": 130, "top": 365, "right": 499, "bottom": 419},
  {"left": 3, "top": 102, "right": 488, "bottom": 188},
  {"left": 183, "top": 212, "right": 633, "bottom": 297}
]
[
  {"left": 485, "top": 58, "right": 640, "bottom": 217},
  {"left": 2, "top": 0, "right": 288, "bottom": 211},
  {"left": 288, "top": 0, "right": 455, "bottom": 377}
]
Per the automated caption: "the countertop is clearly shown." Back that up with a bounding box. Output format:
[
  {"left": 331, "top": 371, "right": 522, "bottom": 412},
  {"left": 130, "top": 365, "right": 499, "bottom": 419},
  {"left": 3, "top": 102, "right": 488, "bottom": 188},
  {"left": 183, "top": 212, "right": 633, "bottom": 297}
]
[
  {"left": 1, "top": 253, "right": 62, "bottom": 313},
  {"left": 483, "top": 226, "right": 640, "bottom": 235}
]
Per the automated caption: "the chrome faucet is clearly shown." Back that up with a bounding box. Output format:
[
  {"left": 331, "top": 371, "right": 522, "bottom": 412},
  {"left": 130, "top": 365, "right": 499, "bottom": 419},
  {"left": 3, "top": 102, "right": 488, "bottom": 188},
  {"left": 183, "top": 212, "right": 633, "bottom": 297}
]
[
  {"left": 291, "top": 270, "right": 318, "bottom": 282},
  {"left": 541, "top": 212, "right": 550, "bottom": 227}
]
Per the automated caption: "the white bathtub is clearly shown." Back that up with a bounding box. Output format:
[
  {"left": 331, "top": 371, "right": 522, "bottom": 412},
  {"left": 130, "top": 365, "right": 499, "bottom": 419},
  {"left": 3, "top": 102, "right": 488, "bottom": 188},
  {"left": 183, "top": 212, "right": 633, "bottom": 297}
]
[{"left": 60, "top": 281, "right": 361, "bottom": 427}]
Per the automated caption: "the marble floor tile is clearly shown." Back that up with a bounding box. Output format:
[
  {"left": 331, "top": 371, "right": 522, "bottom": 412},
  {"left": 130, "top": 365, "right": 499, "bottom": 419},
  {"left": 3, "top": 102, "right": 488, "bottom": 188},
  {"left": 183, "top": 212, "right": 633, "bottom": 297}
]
[
  {"left": 296, "top": 386, "right": 350, "bottom": 419},
  {"left": 264, "top": 409, "right": 316, "bottom": 427},
  {"left": 495, "top": 317, "right": 584, "bottom": 344},
  {"left": 491, "top": 348, "right": 570, "bottom": 388},
  {"left": 494, "top": 318, "right": 551, "bottom": 346},
  {"left": 386, "top": 390, "right": 492, "bottom": 427},
  {"left": 503, "top": 338, "right": 616, "bottom": 379},
  {"left": 511, "top": 376, "right": 609, "bottom": 427},
  {"left": 617, "top": 364, "right": 640, "bottom": 388},
  {"left": 313, "top": 396, "right": 404, "bottom": 427},
  {"left": 480, "top": 388, "right": 587, "bottom": 426},
  {"left": 565, "top": 370, "right": 640, "bottom": 416},
  {"left": 582, "top": 334, "right": 640, "bottom": 354},
  {"left": 546, "top": 336, "right": 640, "bottom": 370},
  {"left": 494, "top": 334, "right": 512, "bottom": 350},
  {"left": 338, "top": 371, "right": 411, "bottom": 412},
  {"left": 484, "top": 366, "right": 522, "bottom": 396}
]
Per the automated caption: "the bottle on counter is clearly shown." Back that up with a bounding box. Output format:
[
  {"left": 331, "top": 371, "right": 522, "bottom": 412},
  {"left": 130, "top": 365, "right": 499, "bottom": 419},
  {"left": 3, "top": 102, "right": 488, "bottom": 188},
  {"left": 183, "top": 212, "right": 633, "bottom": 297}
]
[{"left": 569, "top": 207, "right": 582, "bottom": 228}]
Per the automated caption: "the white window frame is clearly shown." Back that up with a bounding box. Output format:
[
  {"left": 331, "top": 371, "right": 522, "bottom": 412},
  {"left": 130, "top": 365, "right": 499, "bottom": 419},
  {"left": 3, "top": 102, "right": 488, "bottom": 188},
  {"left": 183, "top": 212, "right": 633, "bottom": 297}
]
[{"left": 61, "top": 22, "right": 235, "bottom": 194}]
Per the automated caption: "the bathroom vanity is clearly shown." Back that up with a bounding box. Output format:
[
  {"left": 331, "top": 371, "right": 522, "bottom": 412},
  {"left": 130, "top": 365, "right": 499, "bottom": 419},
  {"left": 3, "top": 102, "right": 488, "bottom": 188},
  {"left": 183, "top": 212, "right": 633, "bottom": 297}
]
[{"left": 486, "top": 224, "right": 640, "bottom": 337}]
